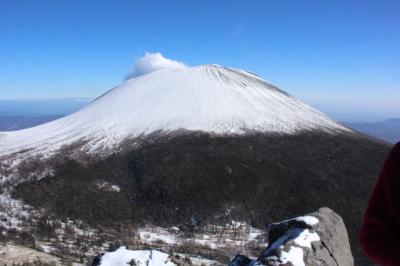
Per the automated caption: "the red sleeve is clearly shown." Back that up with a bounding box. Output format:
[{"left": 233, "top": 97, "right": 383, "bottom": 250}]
[{"left": 359, "top": 142, "right": 400, "bottom": 266}]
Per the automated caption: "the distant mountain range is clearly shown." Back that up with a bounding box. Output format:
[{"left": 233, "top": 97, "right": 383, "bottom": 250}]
[
  {"left": 0, "top": 115, "right": 64, "bottom": 131},
  {"left": 0, "top": 98, "right": 90, "bottom": 117},
  {"left": 0, "top": 98, "right": 89, "bottom": 131},
  {"left": 344, "top": 119, "right": 400, "bottom": 144}
]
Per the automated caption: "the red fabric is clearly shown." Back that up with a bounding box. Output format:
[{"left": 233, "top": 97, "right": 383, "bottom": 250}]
[{"left": 359, "top": 142, "right": 400, "bottom": 265}]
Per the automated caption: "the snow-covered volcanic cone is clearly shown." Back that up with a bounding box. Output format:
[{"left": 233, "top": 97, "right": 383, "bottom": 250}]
[{"left": 0, "top": 53, "right": 349, "bottom": 157}]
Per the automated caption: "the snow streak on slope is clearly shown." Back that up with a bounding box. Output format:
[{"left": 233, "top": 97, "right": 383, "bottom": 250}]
[{"left": 0, "top": 64, "right": 350, "bottom": 158}]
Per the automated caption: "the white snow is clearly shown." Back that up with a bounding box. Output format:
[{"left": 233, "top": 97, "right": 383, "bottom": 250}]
[
  {"left": 294, "top": 216, "right": 319, "bottom": 226},
  {"left": 0, "top": 193, "right": 39, "bottom": 230},
  {"left": 99, "top": 246, "right": 176, "bottom": 266},
  {"left": 39, "top": 244, "right": 55, "bottom": 253},
  {"left": 280, "top": 246, "right": 305, "bottom": 266},
  {"left": 137, "top": 223, "right": 265, "bottom": 251},
  {"left": 293, "top": 229, "right": 320, "bottom": 249},
  {"left": 139, "top": 229, "right": 178, "bottom": 245},
  {"left": 264, "top": 216, "right": 320, "bottom": 266},
  {"left": 96, "top": 181, "right": 121, "bottom": 192},
  {"left": 279, "top": 215, "right": 320, "bottom": 227},
  {"left": 272, "top": 226, "right": 319, "bottom": 249},
  {"left": 0, "top": 60, "right": 350, "bottom": 161}
]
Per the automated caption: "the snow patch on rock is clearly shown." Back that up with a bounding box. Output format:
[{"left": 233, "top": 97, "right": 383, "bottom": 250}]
[
  {"left": 293, "top": 229, "right": 320, "bottom": 249},
  {"left": 294, "top": 216, "right": 319, "bottom": 226},
  {"left": 279, "top": 246, "right": 305, "bottom": 266}
]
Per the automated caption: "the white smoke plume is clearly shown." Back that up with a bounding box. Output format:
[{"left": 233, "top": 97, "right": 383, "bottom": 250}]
[{"left": 125, "top": 52, "right": 187, "bottom": 80}]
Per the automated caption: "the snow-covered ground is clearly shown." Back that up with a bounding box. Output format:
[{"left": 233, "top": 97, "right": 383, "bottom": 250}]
[
  {"left": 138, "top": 221, "right": 265, "bottom": 251},
  {"left": 0, "top": 193, "right": 39, "bottom": 231},
  {"left": 97, "top": 246, "right": 225, "bottom": 266},
  {"left": 0, "top": 54, "right": 350, "bottom": 162},
  {"left": 0, "top": 211, "right": 265, "bottom": 265},
  {"left": 0, "top": 207, "right": 321, "bottom": 266},
  {"left": 98, "top": 247, "right": 176, "bottom": 266}
]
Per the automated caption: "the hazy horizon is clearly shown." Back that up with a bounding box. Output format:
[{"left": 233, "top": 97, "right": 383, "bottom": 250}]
[{"left": 0, "top": 97, "right": 399, "bottom": 123}]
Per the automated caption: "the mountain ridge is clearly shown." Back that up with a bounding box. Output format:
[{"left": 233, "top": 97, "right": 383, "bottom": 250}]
[{"left": 345, "top": 118, "right": 400, "bottom": 144}]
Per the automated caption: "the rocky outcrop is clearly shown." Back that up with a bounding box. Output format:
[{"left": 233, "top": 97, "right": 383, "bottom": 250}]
[{"left": 230, "top": 207, "right": 354, "bottom": 266}]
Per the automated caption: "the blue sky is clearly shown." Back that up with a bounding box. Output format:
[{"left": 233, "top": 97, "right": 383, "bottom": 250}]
[{"left": 0, "top": 0, "right": 399, "bottom": 120}]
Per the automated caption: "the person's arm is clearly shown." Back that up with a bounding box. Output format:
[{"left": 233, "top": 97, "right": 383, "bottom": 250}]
[{"left": 359, "top": 142, "right": 400, "bottom": 266}]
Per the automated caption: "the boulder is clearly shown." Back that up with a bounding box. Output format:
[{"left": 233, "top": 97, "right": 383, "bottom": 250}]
[{"left": 229, "top": 207, "right": 354, "bottom": 266}]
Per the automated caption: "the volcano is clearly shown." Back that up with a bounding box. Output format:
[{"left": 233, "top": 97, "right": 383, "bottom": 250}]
[
  {"left": 0, "top": 54, "right": 391, "bottom": 265},
  {"left": 0, "top": 61, "right": 349, "bottom": 158}
]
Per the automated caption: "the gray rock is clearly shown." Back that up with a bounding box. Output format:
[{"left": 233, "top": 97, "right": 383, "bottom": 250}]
[
  {"left": 229, "top": 207, "right": 354, "bottom": 266},
  {"left": 311, "top": 207, "right": 354, "bottom": 266}
]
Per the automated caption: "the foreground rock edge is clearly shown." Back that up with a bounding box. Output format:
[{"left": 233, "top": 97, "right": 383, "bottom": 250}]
[{"left": 229, "top": 207, "right": 354, "bottom": 266}]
